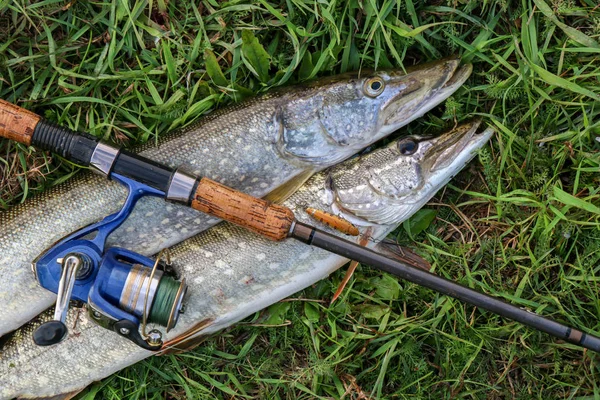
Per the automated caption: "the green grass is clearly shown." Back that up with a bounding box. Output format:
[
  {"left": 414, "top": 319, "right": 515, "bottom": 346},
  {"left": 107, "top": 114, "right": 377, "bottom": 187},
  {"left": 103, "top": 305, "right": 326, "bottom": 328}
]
[{"left": 2, "top": 0, "right": 600, "bottom": 398}]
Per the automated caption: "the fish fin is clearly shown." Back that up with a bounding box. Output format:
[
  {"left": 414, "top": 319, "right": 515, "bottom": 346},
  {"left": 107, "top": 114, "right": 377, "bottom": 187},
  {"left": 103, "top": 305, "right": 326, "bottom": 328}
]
[
  {"left": 264, "top": 169, "right": 315, "bottom": 204},
  {"left": 330, "top": 260, "right": 360, "bottom": 304},
  {"left": 20, "top": 389, "right": 83, "bottom": 400},
  {"left": 330, "top": 229, "right": 373, "bottom": 305},
  {"left": 158, "top": 318, "right": 215, "bottom": 355},
  {"left": 374, "top": 239, "right": 431, "bottom": 271},
  {"left": 161, "top": 334, "right": 209, "bottom": 355},
  {"left": 272, "top": 106, "right": 292, "bottom": 160}
]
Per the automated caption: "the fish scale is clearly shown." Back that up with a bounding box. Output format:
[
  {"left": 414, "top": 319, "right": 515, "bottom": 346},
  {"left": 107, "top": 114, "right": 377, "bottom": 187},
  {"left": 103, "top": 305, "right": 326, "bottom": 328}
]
[
  {"left": 0, "top": 121, "right": 493, "bottom": 399},
  {"left": 0, "top": 60, "right": 471, "bottom": 337}
]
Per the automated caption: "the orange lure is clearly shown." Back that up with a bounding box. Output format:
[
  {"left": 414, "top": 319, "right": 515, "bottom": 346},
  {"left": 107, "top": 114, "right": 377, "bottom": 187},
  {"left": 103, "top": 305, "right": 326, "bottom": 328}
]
[{"left": 305, "top": 208, "right": 360, "bottom": 236}]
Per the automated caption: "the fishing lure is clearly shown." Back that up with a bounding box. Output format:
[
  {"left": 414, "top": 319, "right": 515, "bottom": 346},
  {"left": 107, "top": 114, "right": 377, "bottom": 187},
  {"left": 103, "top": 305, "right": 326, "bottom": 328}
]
[{"left": 305, "top": 207, "right": 359, "bottom": 236}]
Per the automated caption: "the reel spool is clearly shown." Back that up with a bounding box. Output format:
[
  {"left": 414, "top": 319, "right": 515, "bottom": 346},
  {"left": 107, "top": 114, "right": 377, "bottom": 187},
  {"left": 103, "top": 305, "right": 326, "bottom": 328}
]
[
  {"left": 87, "top": 248, "right": 187, "bottom": 348},
  {"left": 32, "top": 174, "right": 188, "bottom": 350}
]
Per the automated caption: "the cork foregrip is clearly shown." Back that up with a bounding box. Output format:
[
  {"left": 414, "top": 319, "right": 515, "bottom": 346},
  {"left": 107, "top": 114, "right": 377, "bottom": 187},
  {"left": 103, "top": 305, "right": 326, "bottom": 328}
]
[
  {"left": 192, "top": 178, "right": 296, "bottom": 241},
  {"left": 0, "top": 99, "right": 41, "bottom": 145}
]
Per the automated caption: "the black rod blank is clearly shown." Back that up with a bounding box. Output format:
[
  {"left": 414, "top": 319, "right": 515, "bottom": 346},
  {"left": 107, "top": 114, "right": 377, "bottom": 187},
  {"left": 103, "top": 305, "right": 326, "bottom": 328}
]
[{"left": 291, "top": 222, "right": 600, "bottom": 352}]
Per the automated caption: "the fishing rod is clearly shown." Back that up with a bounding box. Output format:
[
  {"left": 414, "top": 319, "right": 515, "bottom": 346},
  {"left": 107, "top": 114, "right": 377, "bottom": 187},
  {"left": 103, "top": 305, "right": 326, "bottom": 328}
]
[{"left": 1, "top": 99, "right": 599, "bottom": 353}]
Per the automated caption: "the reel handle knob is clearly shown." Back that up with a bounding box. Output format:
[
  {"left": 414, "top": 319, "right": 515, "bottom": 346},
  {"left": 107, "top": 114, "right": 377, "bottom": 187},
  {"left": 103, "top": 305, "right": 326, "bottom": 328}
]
[
  {"left": 33, "top": 321, "right": 68, "bottom": 346},
  {"left": 33, "top": 254, "right": 87, "bottom": 346}
]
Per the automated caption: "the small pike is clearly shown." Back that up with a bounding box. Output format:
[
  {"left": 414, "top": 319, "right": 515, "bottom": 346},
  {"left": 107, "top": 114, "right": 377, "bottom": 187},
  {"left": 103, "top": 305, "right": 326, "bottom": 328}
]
[{"left": 0, "top": 121, "right": 493, "bottom": 399}]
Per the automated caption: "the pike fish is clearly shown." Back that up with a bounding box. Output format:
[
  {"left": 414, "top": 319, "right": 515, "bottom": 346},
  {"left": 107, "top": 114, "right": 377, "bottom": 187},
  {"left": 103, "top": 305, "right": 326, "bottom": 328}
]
[
  {"left": 0, "top": 121, "right": 494, "bottom": 400},
  {"left": 0, "top": 59, "right": 472, "bottom": 336}
]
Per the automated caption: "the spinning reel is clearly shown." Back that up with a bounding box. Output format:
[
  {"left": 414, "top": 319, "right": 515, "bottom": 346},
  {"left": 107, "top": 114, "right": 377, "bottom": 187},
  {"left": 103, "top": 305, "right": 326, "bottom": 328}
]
[{"left": 31, "top": 174, "right": 187, "bottom": 350}]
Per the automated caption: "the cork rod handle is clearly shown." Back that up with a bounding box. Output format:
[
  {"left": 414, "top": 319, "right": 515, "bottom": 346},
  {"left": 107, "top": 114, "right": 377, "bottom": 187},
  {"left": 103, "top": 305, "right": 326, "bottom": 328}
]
[
  {"left": 0, "top": 99, "right": 41, "bottom": 145},
  {"left": 191, "top": 178, "right": 296, "bottom": 241}
]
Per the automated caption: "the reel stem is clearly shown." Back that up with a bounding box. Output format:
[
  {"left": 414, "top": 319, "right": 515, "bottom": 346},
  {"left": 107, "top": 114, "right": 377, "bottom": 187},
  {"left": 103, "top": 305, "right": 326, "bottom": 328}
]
[{"left": 33, "top": 254, "right": 85, "bottom": 346}]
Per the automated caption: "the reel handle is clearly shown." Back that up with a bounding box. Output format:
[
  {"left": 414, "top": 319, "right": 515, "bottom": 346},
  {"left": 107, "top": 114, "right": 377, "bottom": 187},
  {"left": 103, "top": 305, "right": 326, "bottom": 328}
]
[
  {"left": 33, "top": 254, "right": 87, "bottom": 346},
  {"left": 192, "top": 178, "right": 296, "bottom": 241}
]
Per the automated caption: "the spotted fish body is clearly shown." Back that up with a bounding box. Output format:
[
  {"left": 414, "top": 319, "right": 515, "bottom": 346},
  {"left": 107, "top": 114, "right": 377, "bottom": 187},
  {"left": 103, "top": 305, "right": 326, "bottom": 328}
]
[
  {"left": 0, "top": 59, "right": 472, "bottom": 336},
  {"left": 0, "top": 121, "right": 494, "bottom": 399}
]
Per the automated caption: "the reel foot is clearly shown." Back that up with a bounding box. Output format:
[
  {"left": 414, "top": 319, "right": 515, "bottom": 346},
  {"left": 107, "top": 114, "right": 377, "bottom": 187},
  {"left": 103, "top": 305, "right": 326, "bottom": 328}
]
[{"left": 114, "top": 320, "right": 162, "bottom": 351}]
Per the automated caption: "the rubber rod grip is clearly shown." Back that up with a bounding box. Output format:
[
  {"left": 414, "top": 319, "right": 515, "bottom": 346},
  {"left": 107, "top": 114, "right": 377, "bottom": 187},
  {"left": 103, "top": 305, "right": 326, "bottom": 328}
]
[
  {"left": 191, "top": 178, "right": 295, "bottom": 241},
  {"left": 31, "top": 120, "right": 98, "bottom": 165},
  {"left": 0, "top": 99, "right": 41, "bottom": 145}
]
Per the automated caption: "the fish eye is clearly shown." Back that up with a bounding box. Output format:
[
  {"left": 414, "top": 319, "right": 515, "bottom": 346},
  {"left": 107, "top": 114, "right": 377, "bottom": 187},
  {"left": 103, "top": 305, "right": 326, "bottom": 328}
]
[
  {"left": 398, "top": 138, "right": 418, "bottom": 155},
  {"left": 364, "top": 77, "right": 385, "bottom": 97}
]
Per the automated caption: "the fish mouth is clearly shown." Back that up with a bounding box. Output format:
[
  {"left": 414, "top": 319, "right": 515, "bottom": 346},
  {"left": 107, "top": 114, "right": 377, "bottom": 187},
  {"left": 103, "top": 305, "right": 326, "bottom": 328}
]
[
  {"left": 380, "top": 58, "right": 472, "bottom": 130},
  {"left": 424, "top": 119, "right": 491, "bottom": 172},
  {"left": 410, "top": 121, "right": 493, "bottom": 208}
]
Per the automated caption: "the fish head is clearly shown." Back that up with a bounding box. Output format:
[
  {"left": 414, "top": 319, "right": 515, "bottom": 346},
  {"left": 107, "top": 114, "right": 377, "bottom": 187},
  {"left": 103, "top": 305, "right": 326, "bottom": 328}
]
[
  {"left": 329, "top": 120, "right": 493, "bottom": 225},
  {"left": 277, "top": 58, "right": 472, "bottom": 166},
  {"left": 376, "top": 58, "right": 472, "bottom": 133}
]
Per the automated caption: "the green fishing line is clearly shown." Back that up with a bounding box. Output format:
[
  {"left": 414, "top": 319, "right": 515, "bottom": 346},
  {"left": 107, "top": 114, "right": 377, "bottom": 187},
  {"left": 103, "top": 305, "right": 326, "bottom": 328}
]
[{"left": 149, "top": 276, "right": 180, "bottom": 326}]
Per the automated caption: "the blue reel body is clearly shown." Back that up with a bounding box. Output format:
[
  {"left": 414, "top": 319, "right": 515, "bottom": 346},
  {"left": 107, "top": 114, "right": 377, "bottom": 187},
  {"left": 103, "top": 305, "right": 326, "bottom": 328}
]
[
  {"left": 32, "top": 174, "right": 183, "bottom": 350},
  {"left": 89, "top": 248, "right": 156, "bottom": 328}
]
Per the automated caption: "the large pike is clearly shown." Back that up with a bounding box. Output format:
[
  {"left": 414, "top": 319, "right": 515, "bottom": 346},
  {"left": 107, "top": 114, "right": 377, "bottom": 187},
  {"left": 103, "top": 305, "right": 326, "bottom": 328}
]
[
  {"left": 0, "top": 121, "right": 494, "bottom": 399},
  {"left": 0, "top": 59, "right": 472, "bottom": 336}
]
